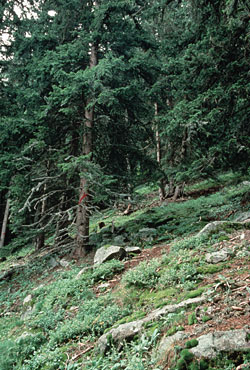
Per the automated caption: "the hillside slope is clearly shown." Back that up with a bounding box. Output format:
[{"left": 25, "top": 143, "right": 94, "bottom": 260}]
[{"left": 0, "top": 178, "right": 250, "bottom": 370}]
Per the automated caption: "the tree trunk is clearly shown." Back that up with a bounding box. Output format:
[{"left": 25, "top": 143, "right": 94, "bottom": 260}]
[
  {"left": 55, "top": 192, "right": 71, "bottom": 246},
  {"left": 37, "top": 185, "right": 47, "bottom": 250},
  {"left": 155, "top": 103, "right": 166, "bottom": 202},
  {"left": 0, "top": 198, "right": 10, "bottom": 249},
  {"left": 166, "top": 178, "right": 174, "bottom": 198},
  {"left": 173, "top": 185, "right": 180, "bottom": 202},
  {"left": 75, "top": 40, "right": 98, "bottom": 257}
]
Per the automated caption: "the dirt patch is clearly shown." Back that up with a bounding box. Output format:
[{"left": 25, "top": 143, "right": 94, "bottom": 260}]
[{"left": 186, "top": 186, "right": 223, "bottom": 199}]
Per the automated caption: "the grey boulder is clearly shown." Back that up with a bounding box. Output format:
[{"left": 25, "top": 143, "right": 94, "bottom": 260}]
[
  {"left": 94, "top": 245, "right": 126, "bottom": 266},
  {"left": 190, "top": 329, "right": 250, "bottom": 359}
]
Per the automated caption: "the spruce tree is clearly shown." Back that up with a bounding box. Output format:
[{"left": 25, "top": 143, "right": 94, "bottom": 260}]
[{"left": 0, "top": 0, "right": 160, "bottom": 256}]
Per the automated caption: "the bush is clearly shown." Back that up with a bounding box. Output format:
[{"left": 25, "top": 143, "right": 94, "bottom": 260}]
[
  {"left": 0, "top": 333, "right": 46, "bottom": 370},
  {"left": 92, "top": 260, "right": 125, "bottom": 282},
  {"left": 122, "top": 259, "right": 161, "bottom": 289},
  {"left": 49, "top": 296, "right": 130, "bottom": 344},
  {"left": 159, "top": 262, "right": 199, "bottom": 288}
]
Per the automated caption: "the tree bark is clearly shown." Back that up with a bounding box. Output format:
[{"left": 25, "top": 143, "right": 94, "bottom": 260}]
[
  {"left": 75, "top": 40, "right": 98, "bottom": 257},
  {"left": 0, "top": 198, "right": 10, "bottom": 249},
  {"left": 155, "top": 103, "right": 166, "bottom": 202},
  {"left": 36, "top": 182, "right": 47, "bottom": 250}
]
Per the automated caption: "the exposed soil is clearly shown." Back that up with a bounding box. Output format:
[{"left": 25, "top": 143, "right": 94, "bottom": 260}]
[{"left": 186, "top": 186, "right": 223, "bottom": 199}]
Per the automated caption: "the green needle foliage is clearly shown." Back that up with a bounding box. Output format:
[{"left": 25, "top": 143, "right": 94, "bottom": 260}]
[{"left": 0, "top": 0, "right": 249, "bottom": 255}]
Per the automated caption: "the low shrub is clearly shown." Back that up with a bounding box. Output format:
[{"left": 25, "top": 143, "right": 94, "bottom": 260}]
[
  {"left": 159, "top": 262, "right": 200, "bottom": 288},
  {"left": 122, "top": 259, "right": 161, "bottom": 289},
  {"left": 92, "top": 260, "right": 125, "bottom": 282},
  {"left": 0, "top": 333, "right": 46, "bottom": 370}
]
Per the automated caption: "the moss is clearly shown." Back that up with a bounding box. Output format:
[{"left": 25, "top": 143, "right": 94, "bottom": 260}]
[
  {"left": 185, "top": 339, "right": 199, "bottom": 349},
  {"left": 106, "top": 333, "right": 113, "bottom": 348},
  {"left": 208, "top": 222, "right": 244, "bottom": 237},
  {"left": 139, "top": 287, "right": 178, "bottom": 308},
  {"left": 197, "top": 264, "right": 224, "bottom": 274},
  {"left": 176, "top": 349, "right": 194, "bottom": 370},
  {"left": 166, "top": 325, "right": 178, "bottom": 336},
  {"left": 185, "top": 287, "right": 206, "bottom": 299},
  {"left": 102, "top": 244, "right": 112, "bottom": 249},
  {"left": 112, "top": 310, "right": 146, "bottom": 328},
  {"left": 188, "top": 312, "right": 197, "bottom": 325},
  {"left": 180, "top": 349, "right": 194, "bottom": 360},
  {"left": 202, "top": 315, "right": 211, "bottom": 323},
  {"left": 176, "top": 357, "right": 186, "bottom": 370}
]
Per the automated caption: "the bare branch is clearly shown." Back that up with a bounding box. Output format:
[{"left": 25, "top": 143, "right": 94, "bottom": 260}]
[{"left": 18, "top": 181, "right": 46, "bottom": 213}]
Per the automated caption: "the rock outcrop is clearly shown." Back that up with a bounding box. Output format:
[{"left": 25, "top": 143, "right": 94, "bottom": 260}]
[
  {"left": 197, "top": 221, "right": 229, "bottom": 236},
  {"left": 190, "top": 329, "right": 250, "bottom": 359},
  {"left": 97, "top": 296, "right": 207, "bottom": 353},
  {"left": 157, "top": 329, "right": 250, "bottom": 367}
]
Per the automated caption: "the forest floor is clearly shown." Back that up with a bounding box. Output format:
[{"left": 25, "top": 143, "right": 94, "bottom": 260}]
[{"left": 0, "top": 175, "right": 250, "bottom": 370}]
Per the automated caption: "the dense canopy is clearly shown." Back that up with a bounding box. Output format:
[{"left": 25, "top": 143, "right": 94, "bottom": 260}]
[{"left": 0, "top": 0, "right": 249, "bottom": 255}]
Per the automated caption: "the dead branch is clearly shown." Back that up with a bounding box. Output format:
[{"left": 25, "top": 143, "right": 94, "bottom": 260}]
[
  {"left": 18, "top": 181, "right": 46, "bottom": 213},
  {"left": 71, "top": 346, "right": 94, "bottom": 361}
]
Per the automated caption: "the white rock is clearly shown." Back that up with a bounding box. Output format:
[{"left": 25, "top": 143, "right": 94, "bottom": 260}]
[
  {"left": 157, "top": 331, "right": 187, "bottom": 358},
  {"left": 23, "top": 294, "right": 32, "bottom": 305},
  {"left": 125, "top": 246, "right": 141, "bottom": 255},
  {"left": 197, "top": 221, "right": 228, "bottom": 237},
  {"left": 59, "top": 259, "right": 70, "bottom": 267},
  {"left": 205, "top": 249, "right": 231, "bottom": 264}
]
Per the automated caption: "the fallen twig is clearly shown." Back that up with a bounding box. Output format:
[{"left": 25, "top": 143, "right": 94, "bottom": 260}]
[
  {"left": 72, "top": 346, "right": 94, "bottom": 361},
  {"left": 231, "top": 306, "right": 244, "bottom": 311}
]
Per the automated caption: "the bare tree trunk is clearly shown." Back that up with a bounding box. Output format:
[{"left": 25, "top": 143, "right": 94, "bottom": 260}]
[
  {"left": 173, "top": 185, "right": 180, "bottom": 202},
  {"left": 35, "top": 167, "right": 49, "bottom": 250},
  {"left": 172, "top": 182, "right": 185, "bottom": 201},
  {"left": 0, "top": 198, "right": 10, "bottom": 249},
  {"left": 75, "top": 40, "right": 98, "bottom": 257},
  {"left": 55, "top": 192, "right": 71, "bottom": 246},
  {"left": 155, "top": 103, "right": 166, "bottom": 202},
  {"left": 35, "top": 231, "right": 45, "bottom": 250},
  {"left": 36, "top": 183, "right": 47, "bottom": 250}
]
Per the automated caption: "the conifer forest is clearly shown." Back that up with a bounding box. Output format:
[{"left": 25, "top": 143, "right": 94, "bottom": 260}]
[{"left": 0, "top": 1, "right": 250, "bottom": 369}]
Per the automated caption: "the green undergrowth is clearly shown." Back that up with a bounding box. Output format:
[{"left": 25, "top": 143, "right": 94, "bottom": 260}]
[
  {"left": 0, "top": 177, "right": 249, "bottom": 369},
  {"left": 89, "top": 179, "right": 250, "bottom": 249}
]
